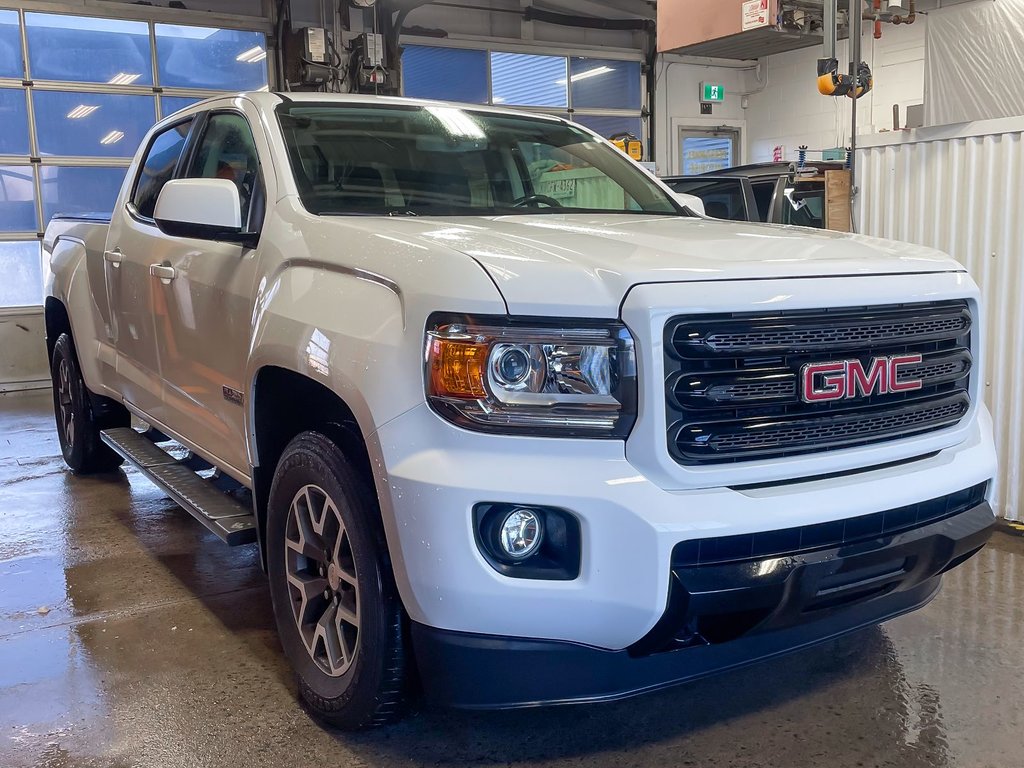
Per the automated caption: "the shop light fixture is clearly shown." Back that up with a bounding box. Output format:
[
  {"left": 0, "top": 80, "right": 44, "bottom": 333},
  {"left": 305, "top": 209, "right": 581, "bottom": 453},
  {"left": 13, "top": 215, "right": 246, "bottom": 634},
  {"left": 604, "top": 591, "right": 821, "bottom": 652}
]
[
  {"left": 67, "top": 105, "right": 99, "bottom": 119},
  {"left": 100, "top": 130, "right": 125, "bottom": 145},
  {"left": 236, "top": 46, "right": 267, "bottom": 63},
  {"left": 556, "top": 65, "right": 614, "bottom": 85},
  {"left": 108, "top": 72, "right": 141, "bottom": 85}
]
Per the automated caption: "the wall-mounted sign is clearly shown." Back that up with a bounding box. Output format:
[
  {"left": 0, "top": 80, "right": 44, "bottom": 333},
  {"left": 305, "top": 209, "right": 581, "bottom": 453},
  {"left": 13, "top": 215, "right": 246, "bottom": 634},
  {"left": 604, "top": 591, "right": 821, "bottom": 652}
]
[
  {"left": 742, "top": 0, "right": 770, "bottom": 31},
  {"left": 773, "top": 145, "right": 785, "bottom": 162},
  {"left": 700, "top": 82, "right": 725, "bottom": 103}
]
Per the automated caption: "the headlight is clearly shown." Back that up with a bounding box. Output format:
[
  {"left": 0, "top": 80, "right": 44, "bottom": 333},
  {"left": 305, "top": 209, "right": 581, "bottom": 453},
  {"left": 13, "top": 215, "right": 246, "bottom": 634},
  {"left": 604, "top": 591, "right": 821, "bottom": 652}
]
[{"left": 424, "top": 314, "right": 637, "bottom": 438}]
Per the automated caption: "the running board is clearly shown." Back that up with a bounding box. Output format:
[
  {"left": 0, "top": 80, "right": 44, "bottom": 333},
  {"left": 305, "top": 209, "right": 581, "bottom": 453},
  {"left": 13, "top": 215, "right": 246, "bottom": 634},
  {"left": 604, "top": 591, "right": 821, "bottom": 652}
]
[{"left": 100, "top": 427, "right": 257, "bottom": 546}]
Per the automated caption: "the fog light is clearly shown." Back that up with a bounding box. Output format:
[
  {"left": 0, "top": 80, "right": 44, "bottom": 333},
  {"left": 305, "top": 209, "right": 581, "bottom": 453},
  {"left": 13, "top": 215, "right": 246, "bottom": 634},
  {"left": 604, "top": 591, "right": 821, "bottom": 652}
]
[{"left": 498, "top": 508, "right": 543, "bottom": 560}]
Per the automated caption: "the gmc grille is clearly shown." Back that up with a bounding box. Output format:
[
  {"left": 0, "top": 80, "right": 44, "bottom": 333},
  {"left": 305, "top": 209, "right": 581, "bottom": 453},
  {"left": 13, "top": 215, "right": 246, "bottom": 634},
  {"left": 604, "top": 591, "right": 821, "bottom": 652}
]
[{"left": 664, "top": 301, "right": 973, "bottom": 465}]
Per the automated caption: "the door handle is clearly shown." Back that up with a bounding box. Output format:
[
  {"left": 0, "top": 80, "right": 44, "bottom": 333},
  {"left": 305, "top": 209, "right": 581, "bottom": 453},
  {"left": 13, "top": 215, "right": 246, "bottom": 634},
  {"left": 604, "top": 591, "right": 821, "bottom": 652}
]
[
  {"left": 104, "top": 250, "right": 124, "bottom": 268},
  {"left": 149, "top": 264, "right": 176, "bottom": 282}
]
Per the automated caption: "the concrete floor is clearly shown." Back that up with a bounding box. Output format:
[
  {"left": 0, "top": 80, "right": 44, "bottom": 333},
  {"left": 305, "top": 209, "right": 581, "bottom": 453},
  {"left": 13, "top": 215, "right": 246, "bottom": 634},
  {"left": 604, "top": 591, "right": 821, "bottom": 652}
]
[{"left": 2, "top": 391, "right": 1023, "bottom": 768}]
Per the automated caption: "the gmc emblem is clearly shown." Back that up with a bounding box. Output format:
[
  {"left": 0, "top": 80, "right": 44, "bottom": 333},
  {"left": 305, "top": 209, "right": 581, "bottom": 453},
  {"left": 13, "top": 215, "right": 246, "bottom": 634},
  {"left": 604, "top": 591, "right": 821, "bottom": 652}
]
[{"left": 800, "top": 355, "right": 924, "bottom": 403}]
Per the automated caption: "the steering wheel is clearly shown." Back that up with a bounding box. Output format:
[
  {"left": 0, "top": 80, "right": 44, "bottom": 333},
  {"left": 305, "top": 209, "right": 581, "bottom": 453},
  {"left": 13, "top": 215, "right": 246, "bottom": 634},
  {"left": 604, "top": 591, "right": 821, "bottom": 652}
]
[{"left": 512, "top": 194, "right": 563, "bottom": 208}]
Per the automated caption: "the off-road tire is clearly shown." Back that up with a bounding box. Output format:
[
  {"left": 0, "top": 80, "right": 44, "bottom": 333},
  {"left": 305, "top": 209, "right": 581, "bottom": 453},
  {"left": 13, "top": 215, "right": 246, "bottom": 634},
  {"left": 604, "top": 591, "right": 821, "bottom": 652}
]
[
  {"left": 266, "top": 431, "right": 409, "bottom": 729},
  {"left": 50, "top": 333, "right": 128, "bottom": 473}
]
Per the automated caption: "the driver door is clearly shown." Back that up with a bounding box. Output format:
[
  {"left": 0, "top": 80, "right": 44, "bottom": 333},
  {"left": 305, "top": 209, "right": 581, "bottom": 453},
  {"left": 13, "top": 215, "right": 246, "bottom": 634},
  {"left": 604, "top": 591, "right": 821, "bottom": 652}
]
[{"left": 148, "top": 110, "right": 266, "bottom": 478}]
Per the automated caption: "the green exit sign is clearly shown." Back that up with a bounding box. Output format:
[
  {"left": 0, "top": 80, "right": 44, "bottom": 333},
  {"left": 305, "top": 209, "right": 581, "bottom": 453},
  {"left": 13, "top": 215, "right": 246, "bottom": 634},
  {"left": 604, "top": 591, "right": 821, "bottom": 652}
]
[{"left": 701, "top": 82, "right": 725, "bottom": 103}]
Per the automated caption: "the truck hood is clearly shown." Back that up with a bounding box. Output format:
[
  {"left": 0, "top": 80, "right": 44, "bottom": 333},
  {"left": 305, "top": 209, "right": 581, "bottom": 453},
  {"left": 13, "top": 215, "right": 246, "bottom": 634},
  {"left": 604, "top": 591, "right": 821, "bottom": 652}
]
[{"left": 363, "top": 214, "right": 964, "bottom": 316}]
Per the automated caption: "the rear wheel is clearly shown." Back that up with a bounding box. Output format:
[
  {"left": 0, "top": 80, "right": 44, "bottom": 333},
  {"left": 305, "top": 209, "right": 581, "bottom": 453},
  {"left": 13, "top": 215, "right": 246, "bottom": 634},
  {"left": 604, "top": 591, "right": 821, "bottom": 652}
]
[
  {"left": 266, "top": 431, "right": 409, "bottom": 729},
  {"left": 50, "top": 333, "right": 127, "bottom": 474}
]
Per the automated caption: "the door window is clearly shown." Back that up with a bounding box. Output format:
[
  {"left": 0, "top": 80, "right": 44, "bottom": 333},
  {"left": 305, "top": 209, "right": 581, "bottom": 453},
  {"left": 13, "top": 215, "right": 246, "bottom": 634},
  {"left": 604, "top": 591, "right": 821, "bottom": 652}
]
[
  {"left": 666, "top": 178, "right": 747, "bottom": 221},
  {"left": 185, "top": 112, "right": 263, "bottom": 229},
  {"left": 679, "top": 130, "right": 738, "bottom": 175},
  {"left": 780, "top": 185, "right": 826, "bottom": 228},
  {"left": 132, "top": 118, "right": 194, "bottom": 219}
]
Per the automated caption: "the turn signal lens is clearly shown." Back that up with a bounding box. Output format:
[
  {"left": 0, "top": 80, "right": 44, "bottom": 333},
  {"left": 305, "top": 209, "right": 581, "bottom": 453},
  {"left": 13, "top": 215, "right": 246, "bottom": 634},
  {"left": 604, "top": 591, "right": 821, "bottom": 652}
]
[{"left": 427, "top": 336, "right": 488, "bottom": 398}]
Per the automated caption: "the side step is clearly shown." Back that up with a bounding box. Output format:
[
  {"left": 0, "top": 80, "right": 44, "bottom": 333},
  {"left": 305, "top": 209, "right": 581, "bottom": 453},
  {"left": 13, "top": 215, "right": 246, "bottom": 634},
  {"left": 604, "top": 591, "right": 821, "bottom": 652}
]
[{"left": 100, "top": 427, "right": 257, "bottom": 546}]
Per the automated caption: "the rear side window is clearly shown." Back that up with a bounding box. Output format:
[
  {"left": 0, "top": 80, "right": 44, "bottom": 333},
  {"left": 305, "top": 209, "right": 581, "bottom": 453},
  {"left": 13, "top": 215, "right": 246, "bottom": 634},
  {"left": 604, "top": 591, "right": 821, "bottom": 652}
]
[
  {"left": 666, "top": 179, "right": 747, "bottom": 221},
  {"left": 132, "top": 118, "right": 193, "bottom": 219}
]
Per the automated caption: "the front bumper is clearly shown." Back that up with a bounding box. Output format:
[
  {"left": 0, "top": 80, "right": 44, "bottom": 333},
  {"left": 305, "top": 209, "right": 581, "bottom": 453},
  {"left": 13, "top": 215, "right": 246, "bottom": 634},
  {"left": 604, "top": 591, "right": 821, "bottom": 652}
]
[
  {"left": 411, "top": 499, "right": 994, "bottom": 709},
  {"left": 372, "top": 402, "right": 995, "bottom": 650}
]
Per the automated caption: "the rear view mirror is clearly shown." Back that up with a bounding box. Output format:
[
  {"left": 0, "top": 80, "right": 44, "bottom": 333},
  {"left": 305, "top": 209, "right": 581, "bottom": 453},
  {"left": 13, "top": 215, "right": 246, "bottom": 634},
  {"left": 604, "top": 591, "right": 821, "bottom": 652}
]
[{"left": 154, "top": 178, "right": 258, "bottom": 247}]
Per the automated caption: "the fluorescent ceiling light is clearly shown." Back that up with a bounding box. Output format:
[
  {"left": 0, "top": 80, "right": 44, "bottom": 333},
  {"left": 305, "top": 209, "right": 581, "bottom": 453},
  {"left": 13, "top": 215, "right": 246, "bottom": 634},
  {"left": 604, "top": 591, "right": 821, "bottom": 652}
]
[
  {"left": 556, "top": 65, "right": 614, "bottom": 85},
  {"left": 67, "top": 105, "right": 99, "bottom": 119},
  {"left": 236, "top": 46, "right": 267, "bottom": 63},
  {"left": 108, "top": 72, "right": 141, "bottom": 85},
  {"left": 425, "top": 106, "right": 486, "bottom": 139},
  {"left": 100, "top": 130, "right": 125, "bottom": 145}
]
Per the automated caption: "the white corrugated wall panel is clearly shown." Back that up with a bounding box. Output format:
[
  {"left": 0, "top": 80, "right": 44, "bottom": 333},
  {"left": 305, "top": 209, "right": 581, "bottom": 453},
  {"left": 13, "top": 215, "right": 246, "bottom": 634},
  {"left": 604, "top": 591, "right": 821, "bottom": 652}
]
[{"left": 858, "top": 120, "right": 1024, "bottom": 520}]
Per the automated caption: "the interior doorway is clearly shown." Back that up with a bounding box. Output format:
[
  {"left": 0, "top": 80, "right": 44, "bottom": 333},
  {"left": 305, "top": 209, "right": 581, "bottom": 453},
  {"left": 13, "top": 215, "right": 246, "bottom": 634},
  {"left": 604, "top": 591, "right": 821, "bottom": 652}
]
[{"left": 678, "top": 127, "right": 741, "bottom": 175}]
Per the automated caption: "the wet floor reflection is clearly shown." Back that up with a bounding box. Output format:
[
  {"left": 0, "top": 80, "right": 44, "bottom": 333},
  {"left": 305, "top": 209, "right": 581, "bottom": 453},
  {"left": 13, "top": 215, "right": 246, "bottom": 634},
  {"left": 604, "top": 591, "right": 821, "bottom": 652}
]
[{"left": 2, "top": 392, "right": 1021, "bottom": 768}]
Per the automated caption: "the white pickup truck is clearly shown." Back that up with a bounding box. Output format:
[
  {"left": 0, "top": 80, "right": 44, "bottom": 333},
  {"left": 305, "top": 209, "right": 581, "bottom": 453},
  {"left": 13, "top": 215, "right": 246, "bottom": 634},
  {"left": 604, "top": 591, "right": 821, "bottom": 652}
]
[{"left": 44, "top": 92, "right": 996, "bottom": 729}]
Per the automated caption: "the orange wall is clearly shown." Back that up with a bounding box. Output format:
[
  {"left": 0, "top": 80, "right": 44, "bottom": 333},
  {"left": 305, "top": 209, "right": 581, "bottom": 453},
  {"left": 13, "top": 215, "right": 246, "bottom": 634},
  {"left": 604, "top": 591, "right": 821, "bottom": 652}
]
[{"left": 658, "top": 0, "right": 777, "bottom": 53}]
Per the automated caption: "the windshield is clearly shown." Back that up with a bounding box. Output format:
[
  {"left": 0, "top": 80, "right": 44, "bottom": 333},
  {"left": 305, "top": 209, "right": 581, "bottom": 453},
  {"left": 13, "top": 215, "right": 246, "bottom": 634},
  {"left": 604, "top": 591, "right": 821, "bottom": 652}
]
[{"left": 276, "top": 102, "right": 681, "bottom": 217}]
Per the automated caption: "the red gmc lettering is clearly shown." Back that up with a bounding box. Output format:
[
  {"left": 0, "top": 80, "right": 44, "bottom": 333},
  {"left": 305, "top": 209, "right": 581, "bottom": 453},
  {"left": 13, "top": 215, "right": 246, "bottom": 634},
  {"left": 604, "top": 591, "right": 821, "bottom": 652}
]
[
  {"left": 848, "top": 358, "right": 888, "bottom": 397},
  {"left": 802, "top": 354, "right": 924, "bottom": 402},
  {"left": 802, "top": 361, "right": 847, "bottom": 401}
]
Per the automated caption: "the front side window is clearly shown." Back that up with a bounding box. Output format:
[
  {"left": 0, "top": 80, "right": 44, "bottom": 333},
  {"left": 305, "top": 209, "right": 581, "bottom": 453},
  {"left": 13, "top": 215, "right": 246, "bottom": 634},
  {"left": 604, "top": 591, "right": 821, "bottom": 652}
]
[
  {"left": 132, "top": 118, "right": 193, "bottom": 219},
  {"left": 185, "top": 112, "right": 263, "bottom": 228},
  {"left": 277, "top": 104, "right": 680, "bottom": 217}
]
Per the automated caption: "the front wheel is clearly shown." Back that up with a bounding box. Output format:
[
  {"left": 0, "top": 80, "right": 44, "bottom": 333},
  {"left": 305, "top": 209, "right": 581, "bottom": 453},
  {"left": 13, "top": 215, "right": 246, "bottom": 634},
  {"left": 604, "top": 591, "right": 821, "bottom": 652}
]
[
  {"left": 50, "top": 333, "right": 127, "bottom": 473},
  {"left": 266, "top": 431, "right": 409, "bottom": 729}
]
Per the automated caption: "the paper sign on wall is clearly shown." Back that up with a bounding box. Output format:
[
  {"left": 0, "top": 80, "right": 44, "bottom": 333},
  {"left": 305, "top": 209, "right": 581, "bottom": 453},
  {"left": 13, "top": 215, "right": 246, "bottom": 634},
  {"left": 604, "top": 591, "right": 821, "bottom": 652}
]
[
  {"left": 773, "top": 145, "right": 785, "bottom": 162},
  {"left": 742, "top": 0, "right": 770, "bottom": 31}
]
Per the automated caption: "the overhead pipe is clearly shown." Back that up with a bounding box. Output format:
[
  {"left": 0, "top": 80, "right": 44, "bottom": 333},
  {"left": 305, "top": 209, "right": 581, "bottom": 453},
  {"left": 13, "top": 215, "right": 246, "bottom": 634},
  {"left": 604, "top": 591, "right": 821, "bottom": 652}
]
[
  {"left": 522, "top": 8, "right": 653, "bottom": 32},
  {"left": 862, "top": 0, "right": 916, "bottom": 29},
  {"left": 890, "top": 0, "right": 917, "bottom": 24}
]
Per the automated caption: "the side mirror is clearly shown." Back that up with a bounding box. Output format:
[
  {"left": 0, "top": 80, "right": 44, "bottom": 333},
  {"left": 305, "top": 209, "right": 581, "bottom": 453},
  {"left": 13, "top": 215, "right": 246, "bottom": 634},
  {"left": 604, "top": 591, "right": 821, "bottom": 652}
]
[
  {"left": 669, "top": 190, "right": 706, "bottom": 217},
  {"left": 154, "top": 178, "right": 258, "bottom": 247},
  {"left": 783, "top": 187, "right": 814, "bottom": 211}
]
